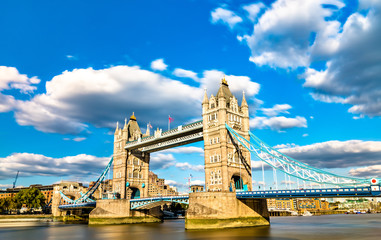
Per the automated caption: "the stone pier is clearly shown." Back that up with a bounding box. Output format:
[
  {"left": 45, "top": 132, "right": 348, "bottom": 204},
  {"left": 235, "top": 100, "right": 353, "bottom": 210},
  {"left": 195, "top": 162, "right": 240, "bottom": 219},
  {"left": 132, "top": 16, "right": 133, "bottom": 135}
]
[
  {"left": 89, "top": 199, "right": 163, "bottom": 225},
  {"left": 185, "top": 192, "right": 269, "bottom": 229}
]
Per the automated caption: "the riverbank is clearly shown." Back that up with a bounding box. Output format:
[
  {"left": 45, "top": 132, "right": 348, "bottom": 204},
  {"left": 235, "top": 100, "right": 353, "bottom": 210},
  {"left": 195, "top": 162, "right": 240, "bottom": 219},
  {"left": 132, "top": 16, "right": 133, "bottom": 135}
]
[{"left": 0, "top": 214, "right": 53, "bottom": 222}]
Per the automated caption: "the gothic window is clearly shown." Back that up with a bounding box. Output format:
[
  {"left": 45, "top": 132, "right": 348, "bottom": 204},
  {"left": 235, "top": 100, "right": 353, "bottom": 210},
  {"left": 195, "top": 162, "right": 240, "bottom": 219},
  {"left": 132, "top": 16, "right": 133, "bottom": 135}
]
[
  {"left": 133, "top": 158, "right": 139, "bottom": 165},
  {"left": 133, "top": 170, "right": 139, "bottom": 178}
]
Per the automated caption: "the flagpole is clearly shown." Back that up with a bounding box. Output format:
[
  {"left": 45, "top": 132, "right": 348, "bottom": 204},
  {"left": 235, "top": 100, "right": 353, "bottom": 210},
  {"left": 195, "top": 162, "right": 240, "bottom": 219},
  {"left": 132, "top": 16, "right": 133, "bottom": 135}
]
[{"left": 168, "top": 115, "right": 170, "bottom": 130}]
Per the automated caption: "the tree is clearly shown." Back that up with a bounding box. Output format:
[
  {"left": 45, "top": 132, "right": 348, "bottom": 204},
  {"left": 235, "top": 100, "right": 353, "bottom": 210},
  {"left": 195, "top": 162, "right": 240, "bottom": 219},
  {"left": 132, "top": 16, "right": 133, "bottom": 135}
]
[
  {"left": 13, "top": 188, "right": 46, "bottom": 210},
  {"left": 0, "top": 198, "right": 12, "bottom": 213}
]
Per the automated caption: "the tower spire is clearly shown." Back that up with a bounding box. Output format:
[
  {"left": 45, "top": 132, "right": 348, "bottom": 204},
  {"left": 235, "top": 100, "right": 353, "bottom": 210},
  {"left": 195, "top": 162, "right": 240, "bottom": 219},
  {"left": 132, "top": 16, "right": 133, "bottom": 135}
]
[
  {"left": 202, "top": 88, "right": 209, "bottom": 104},
  {"left": 241, "top": 91, "right": 248, "bottom": 107}
]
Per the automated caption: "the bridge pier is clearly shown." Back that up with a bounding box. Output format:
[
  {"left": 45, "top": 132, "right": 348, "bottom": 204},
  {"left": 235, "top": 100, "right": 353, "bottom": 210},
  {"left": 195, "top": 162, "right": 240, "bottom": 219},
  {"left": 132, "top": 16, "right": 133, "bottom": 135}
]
[
  {"left": 89, "top": 199, "right": 163, "bottom": 225},
  {"left": 185, "top": 192, "right": 269, "bottom": 229}
]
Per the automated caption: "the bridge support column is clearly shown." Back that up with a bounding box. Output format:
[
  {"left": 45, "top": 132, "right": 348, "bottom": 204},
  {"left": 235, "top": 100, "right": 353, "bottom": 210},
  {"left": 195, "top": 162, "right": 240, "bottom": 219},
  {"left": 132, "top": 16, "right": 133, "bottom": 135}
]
[
  {"left": 185, "top": 192, "right": 269, "bottom": 229},
  {"left": 89, "top": 199, "right": 163, "bottom": 225}
]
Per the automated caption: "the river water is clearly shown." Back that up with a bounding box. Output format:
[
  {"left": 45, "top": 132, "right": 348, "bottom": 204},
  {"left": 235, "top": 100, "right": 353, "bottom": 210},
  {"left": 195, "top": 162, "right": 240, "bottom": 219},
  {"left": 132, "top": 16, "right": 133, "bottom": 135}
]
[{"left": 1, "top": 214, "right": 381, "bottom": 240}]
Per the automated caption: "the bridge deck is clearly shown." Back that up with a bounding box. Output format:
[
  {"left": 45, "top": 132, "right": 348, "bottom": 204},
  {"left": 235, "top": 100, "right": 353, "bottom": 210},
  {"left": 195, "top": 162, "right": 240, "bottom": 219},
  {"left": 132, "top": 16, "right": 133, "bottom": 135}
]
[
  {"left": 237, "top": 186, "right": 381, "bottom": 199},
  {"left": 124, "top": 120, "right": 203, "bottom": 152},
  {"left": 58, "top": 186, "right": 380, "bottom": 210}
]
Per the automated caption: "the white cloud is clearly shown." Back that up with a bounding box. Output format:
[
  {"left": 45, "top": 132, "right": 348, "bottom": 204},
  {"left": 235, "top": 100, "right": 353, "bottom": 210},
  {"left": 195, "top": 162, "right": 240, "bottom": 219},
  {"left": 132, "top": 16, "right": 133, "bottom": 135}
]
[
  {"left": 201, "top": 70, "right": 260, "bottom": 100},
  {"left": 211, "top": 7, "right": 243, "bottom": 29},
  {"left": 281, "top": 180, "right": 295, "bottom": 185},
  {"left": 261, "top": 104, "right": 291, "bottom": 117},
  {"left": 1, "top": 65, "right": 259, "bottom": 135},
  {"left": 0, "top": 66, "right": 40, "bottom": 93},
  {"left": 150, "top": 153, "right": 175, "bottom": 170},
  {"left": 303, "top": 2, "right": 381, "bottom": 117},
  {"left": 243, "top": 2, "right": 265, "bottom": 22},
  {"left": 73, "top": 137, "right": 86, "bottom": 142},
  {"left": 302, "top": 133, "right": 308, "bottom": 137},
  {"left": 0, "top": 153, "right": 109, "bottom": 180},
  {"left": 349, "top": 165, "right": 381, "bottom": 178},
  {"left": 175, "top": 162, "right": 204, "bottom": 172},
  {"left": 161, "top": 146, "right": 203, "bottom": 154},
  {"left": 150, "top": 58, "right": 168, "bottom": 71},
  {"left": 245, "top": 0, "right": 345, "bottom": 68},
  {"left": 10, "top": 66, "right": 202, "bottom": 134},
  {"left": 250, "top": 116, "right": 307, "bottom": 131},
  {"left": 173, "top": 68, "right": 199, "bottom": 81},
  {"left": 190, "top": 179, "right": 205, "bottom": 185},
  {"left": 279, "top": 140, "right": 381, "bottom": 169}
]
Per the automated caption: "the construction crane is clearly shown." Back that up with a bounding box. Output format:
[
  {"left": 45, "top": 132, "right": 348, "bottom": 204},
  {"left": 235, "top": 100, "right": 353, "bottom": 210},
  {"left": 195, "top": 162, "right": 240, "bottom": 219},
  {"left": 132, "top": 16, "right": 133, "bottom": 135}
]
[{"left": 12, "top": 171, "right": 19, "bottom": 188}]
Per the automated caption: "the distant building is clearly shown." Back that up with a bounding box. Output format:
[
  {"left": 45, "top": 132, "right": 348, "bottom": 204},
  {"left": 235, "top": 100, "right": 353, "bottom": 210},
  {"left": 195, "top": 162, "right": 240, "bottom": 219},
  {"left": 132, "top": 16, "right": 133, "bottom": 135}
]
[
  {"left": 0, "top": 184, "right": 54, "bottom": 204},
  {"left": 89, "top": 179, "right": 113, "bottom": 199},
  {"left": 297, "top": 198, "right": 330, "bottom": 211},
  {"left": 190, "top": 185, "right": 204, "bottom": 192},
  {"left": 148, "top": 171, "right": 178, "bottom": 197},
  {"left": 267, "top": 198, "right": 297, "bottom": 211}
]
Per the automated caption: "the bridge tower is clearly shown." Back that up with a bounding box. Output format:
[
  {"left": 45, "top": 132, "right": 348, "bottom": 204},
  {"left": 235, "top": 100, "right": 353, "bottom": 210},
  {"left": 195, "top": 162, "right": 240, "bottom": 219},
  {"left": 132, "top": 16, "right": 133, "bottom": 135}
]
[
  {"left": 202, "top": 77, "right": 252, "bottom": 192},
  {"left": 186, "top": 78, "right": 268, "bottom": 229},
  {"left": 113, "top": 113, "right": 150, "bottom": 199}
]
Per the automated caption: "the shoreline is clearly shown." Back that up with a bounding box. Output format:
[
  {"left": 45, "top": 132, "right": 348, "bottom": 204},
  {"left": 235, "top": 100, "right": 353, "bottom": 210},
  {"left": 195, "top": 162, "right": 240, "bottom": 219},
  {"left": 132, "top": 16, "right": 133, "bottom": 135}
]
[{"left": 0, "top": 215, "right": 53, "bottom": 222}]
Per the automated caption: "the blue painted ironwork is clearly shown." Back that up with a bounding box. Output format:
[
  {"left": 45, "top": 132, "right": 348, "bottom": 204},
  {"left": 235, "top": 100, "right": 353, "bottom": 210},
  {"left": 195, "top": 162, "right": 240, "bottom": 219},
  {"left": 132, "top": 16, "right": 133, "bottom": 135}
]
[
  {"left": 58, "top": 201, "right": 96, "bottom": 209},
  {"left": 225, "top": 124, "right": 381, "bottom": 186},
  {"left": 237, "top": 185, "right": 381, "bottom": 199},
  {"left": 59, "top": 157, "right": 113, "bottom": 206},
  {"left": 130, "top": 195, "right": 189, "bottom": 210}
]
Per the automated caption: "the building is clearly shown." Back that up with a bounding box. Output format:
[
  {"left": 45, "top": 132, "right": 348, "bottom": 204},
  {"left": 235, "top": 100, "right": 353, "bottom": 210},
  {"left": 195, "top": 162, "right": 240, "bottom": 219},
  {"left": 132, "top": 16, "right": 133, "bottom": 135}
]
[
  {"left": 297, "top": 198, "right": 330, "bottom": 211},
  {"left": 267, "top": 198, "right": 296, "bottom": 211},
  {"left": 190, "top": 185, "right": 204, "bottom": 193},
  {"left": 202, "top": 78, "right": 251, "bottom": 192},
  {"left": 89, "top": 179, "right": 113, "bottom": 199},
  {"left": 113, "top": 114, "right": 151, "bottom": 199},
  {"left": 148, "top": 171, "right": 178, "bottom": 196},
  {"left": 0, "top": 184, "right": 54, "bottom": 205}
]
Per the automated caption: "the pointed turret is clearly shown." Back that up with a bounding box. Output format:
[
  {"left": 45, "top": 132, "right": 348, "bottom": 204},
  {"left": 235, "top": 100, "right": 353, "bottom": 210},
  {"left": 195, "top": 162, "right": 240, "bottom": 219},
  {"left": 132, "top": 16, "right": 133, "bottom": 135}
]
[
  {"left": 123, "top": 118, "right": 128, "bottom": 130},
  {"left": 202, "top": 89, "right": 209, "bottom": 104},
  {"left": 216, "top": 77, "right": 233, "bottom": 102},
  {"left": 241, "top": 91, "right": 248, "bottom": 108},
  {"left": 114, "top": 121, "right": 119, "bottom": 135}
]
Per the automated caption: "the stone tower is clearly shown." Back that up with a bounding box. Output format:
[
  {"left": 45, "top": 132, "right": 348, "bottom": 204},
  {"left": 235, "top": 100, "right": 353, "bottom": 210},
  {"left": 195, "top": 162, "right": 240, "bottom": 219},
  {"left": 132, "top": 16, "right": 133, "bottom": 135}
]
[
  {"left": 202, "top": 78, "right": 252, "bottom": 192},
  {"left": 113, "top": 113, "right": 150, "bottom": 199}
]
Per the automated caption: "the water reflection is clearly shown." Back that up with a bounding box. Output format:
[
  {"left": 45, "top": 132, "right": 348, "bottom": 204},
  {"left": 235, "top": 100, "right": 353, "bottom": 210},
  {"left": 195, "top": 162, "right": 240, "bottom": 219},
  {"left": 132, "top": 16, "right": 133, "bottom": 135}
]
[{"left": 1, "top": 214, "right": 381, "bottom": 240}]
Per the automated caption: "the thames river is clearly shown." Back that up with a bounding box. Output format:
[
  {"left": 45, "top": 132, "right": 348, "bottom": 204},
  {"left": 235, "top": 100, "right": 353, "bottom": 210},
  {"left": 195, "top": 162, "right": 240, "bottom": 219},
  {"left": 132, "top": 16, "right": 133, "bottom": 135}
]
[{"left": 1, "top": 214, "right": 381, "bottom": 240}]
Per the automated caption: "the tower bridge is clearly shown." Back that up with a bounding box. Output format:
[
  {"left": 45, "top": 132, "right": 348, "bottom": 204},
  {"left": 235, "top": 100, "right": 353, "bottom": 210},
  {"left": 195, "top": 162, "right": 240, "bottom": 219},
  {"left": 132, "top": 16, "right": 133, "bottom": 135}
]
[{"left": 55, "top": 77, "right": 381, "bottom": 229}]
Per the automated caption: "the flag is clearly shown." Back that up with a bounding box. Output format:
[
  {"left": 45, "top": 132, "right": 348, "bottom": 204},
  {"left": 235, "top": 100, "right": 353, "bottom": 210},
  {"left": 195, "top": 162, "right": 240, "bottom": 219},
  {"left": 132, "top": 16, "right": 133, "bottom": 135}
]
[
  {"left": 168, "top": 115, "right": 174, "bottom": 123},
  {"left": 148, "top": 122, "right": 153, "bottom": 129}
]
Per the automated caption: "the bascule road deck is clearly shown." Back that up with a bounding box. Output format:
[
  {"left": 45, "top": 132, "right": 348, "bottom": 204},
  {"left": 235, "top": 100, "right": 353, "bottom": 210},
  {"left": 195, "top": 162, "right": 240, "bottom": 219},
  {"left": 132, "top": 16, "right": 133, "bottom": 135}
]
[{"left": 124, "top": 120, "right": 203, "bottom": 153}]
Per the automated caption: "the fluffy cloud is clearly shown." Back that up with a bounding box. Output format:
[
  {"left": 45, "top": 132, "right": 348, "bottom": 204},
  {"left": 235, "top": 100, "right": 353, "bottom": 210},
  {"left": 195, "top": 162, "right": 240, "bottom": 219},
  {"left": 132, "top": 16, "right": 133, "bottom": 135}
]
[
  {"left": 0, "top": 153, "right": 109, "bottom": 180},
  {"left": 278, "top": 140, "right": 381, "bottom": 169},
  {"left": 303, "top": 2, "right": 381, "bottom": 117},
  {"left": 260, "top": 104, "right": 291, "bottom": 117},
  {"left": 150, "top": 153, "right": 175, "bottom": 170},
  {"left": 173, "top": 68, "right": 199, "bottom": 81},
  {"left": 1, "top": 64, "right": 262, "bottom": 135},
  {"left": 201, "top": 70, "right": 260, "bottom": 99},
  {"left": 245, "top": 0, "right": 344, "bottom": 68},
  {"left": 349, "top": 165, "right": 381, "bottom": 178},
  {"left": 211, "top": 7, "right": 243, "bottom": 29},
  {"left": 0, "top": 66, "right": 40, "bottom": 93},
  {"left": 243, "top": 2, "right": 265, "bottom": 22},
  {"left": 150, "top": 58, "right": 168, "bottom": 71},
  {"left": 219, "top": 1, "right": 381, "bottom": 117},
  {"left": 175, "top": 162, "right": 204, "bottom": 172},
  {"left": 250, "top": 116, "right": 307, "bottom": 131},
  {"left": 11, "top": 66, "right": 202, "bottom": 134}
]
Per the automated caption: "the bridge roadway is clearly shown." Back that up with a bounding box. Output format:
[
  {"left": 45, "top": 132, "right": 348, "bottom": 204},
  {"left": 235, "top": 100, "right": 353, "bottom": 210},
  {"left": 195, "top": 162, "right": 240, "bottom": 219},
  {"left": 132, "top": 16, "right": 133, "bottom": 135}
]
[
  {"left": 58, "top": 185, "right": 381, "bottom": 210},
  {"left": 124, "top": 120, "right": 203, "bottom": 153}
]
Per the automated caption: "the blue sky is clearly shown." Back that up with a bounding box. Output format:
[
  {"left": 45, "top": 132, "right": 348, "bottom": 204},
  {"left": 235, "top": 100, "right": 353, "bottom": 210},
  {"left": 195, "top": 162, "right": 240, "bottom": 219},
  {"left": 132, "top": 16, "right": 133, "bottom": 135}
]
[{"left": 1, "top": 0, "right": 381, "bottom": 192}]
